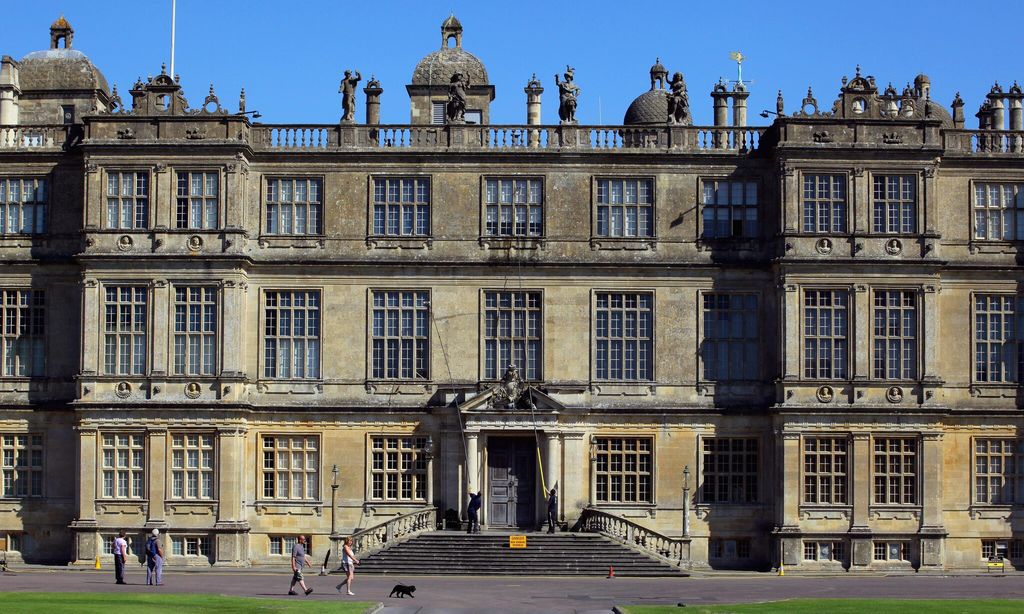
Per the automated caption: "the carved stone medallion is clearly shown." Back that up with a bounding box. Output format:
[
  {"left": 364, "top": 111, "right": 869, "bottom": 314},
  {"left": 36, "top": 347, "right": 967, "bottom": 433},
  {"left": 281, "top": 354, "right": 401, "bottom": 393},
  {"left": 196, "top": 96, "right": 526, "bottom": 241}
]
[
  {"left": 117, "top": 235, "right": 134, "bottom": 251},
  {"left": 816, "top": 238, "right": 833, "bottom": 255},
  {"left": 816, "top": 385, "right": 834, "bottom": 403},
  {"left": 187, "top": 235, "right": 203, "bottom": 251},
  {"left": 885, "top": 238, "right": 902, "bottom": 255},
  {"left": 185, "top": 382, "right": 202, "bottom": 399},
  {"left": 115, "top": 381, "right": 132, "bottom": 398},
  {"left": 886, "top": 386, "right": 904, "bottom": 403}
]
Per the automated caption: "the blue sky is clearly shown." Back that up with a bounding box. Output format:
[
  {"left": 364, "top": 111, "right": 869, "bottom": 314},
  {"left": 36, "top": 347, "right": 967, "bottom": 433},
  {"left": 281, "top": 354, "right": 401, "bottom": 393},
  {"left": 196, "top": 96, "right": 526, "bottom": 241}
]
[{"left": 2, "top": 0, "right": 1018, "bottom": 126}]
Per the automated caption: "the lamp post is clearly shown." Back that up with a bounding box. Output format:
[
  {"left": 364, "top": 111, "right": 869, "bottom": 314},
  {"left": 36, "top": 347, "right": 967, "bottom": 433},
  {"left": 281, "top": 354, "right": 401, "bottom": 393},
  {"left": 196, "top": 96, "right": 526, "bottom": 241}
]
[
  {"left": 330, "top": 464, "right": 339, "bottom": 537},
  {"left": 682, "top": 465, "right": 691, "bottom": 538}
]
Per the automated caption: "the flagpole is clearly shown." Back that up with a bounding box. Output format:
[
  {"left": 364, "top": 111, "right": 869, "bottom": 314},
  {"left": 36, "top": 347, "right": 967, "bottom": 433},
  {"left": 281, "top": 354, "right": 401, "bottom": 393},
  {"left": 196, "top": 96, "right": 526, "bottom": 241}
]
[{"left": 170, "top": 0, "right": 177, "bottom": 77}]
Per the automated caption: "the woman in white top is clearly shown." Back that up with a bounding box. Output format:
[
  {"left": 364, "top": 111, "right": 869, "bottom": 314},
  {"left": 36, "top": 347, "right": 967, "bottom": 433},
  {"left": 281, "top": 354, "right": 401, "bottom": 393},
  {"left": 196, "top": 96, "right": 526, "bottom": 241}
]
[{"left": 335, "top": 536, "right": 360, "bottom": 596}]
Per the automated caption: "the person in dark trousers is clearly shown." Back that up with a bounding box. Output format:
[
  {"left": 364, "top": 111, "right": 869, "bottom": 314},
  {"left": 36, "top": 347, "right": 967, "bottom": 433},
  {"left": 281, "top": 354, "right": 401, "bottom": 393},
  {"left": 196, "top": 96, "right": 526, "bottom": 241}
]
[
  {"left": 467, "top": 491, "right": 482, "bottom": 534},
  {"left": 546, "top": 487, "right": 558, "bottom": 533},
  {"left": 113, "top": 530, "right": 128, "bottom": 584},
  {"left": 145, "top": 529, "right": 163, "bottom": 586}
]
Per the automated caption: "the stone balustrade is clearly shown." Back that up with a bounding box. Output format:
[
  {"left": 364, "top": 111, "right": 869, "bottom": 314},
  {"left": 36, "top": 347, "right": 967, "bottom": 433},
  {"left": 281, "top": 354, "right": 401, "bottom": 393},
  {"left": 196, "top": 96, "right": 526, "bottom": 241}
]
[
  {"left": 944, "top": 129, "right": 1024, "bottom": 154},
  {"left": 577, "top": 507, "right": 689, "bottom": 566},
  {"left": 339, "top": 506, "right": 437, "bottom": 558},
  {"left": 0, "top": 124, "right": 66, "bottom": 149}
]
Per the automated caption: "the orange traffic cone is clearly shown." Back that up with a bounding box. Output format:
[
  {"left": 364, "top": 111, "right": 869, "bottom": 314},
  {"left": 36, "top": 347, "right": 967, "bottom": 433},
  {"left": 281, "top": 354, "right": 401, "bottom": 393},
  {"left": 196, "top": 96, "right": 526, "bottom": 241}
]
[{"left": 607, "top": 565, "right": 615, "bottom": 578}]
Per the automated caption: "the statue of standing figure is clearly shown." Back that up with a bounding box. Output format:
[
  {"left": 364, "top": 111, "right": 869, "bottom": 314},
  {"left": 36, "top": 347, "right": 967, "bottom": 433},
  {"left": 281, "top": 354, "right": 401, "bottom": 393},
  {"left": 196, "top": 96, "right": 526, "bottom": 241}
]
[
  {"left": 555, "top": 66, "right": 580, "bottom": 124},
  {"left": 446, "top": 72, "right": 469, "bottom": 123},
  {"left": 667, "top": 72, "right": 690, "bottom": 125},
  {"left": 339, "top": 70, "right": 362, "bottom": 122}
]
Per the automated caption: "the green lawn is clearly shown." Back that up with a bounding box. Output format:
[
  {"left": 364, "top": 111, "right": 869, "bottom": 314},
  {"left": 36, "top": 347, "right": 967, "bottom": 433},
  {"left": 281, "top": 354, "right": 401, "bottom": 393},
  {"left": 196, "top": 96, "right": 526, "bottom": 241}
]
[
  {"left": 0, "top": 592, "right": 375, "bottom": 613},
  {"left": 619, "top": 599, "right": 1024, "bottom": 614}
]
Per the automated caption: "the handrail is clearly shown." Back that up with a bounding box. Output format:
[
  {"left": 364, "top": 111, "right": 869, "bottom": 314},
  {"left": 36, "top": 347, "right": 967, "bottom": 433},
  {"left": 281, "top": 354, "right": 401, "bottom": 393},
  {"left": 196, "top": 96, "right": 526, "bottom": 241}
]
[
  {"left": 576, "top": 507, "right": 688, "bottom": 566},
  {"left": 341, "top": 506, "right": 436, "bottom": 557}
]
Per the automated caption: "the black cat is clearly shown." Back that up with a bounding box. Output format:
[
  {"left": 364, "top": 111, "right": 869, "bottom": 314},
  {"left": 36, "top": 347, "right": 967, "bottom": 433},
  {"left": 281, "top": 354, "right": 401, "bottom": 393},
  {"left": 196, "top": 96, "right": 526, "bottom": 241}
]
[{"left": 389, "top": 584, "right": 416, "bottom": 598}]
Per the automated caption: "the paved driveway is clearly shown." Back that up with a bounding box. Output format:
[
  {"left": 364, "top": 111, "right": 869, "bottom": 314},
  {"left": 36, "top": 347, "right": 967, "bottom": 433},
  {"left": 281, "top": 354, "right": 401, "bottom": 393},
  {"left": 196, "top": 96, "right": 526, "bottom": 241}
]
[{"left": 2, "top": 569, "right": 1024, "bottom": 613}]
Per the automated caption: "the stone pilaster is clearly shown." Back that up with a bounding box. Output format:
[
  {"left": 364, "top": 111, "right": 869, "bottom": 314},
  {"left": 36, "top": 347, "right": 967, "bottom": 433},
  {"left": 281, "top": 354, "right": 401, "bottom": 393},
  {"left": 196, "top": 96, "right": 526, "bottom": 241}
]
[
  {"left": 81, "top": 279, "right": 100, "bottom": 377},
  {"left": 214, "top": 426, "right": 248, "bottom": 566},
  {"left": 154, "top": 163, "right": 171, "bottom": 229},
  {"left": 70, "top": 426, "right": 99, "bottom": 565},
  {"left": 778, "top": 431, "right": 802, "bottom": 566},
  {"left": 849, "top": 433, "right": 873, "bottom": 569},
  {"left": 853, "top": 285, "right": 870, "bottom": 380},
  {"left": 544, "top": 432, "right": 563, "bottom": 521},
  {"left": 781, "top": 282, "right": 799, "bottom": 380},
  {"left": 219, "top": 281, "right": 245, "bottom": 376},
  {"left": 150, "top": 280, "right": 169, "bottom": 377},
  {"left": 851, "top": 167, "right": 867, "bottom": 235},
  {"left": 919, "top": 432, "right": 946, "bottom": 568},
  {"left": 562, "top": 432, "right": 586, "bottom": 525},
  {"left": 146, "top": 428, "right": 168, "bottom": 527},
  {"left": 921, "top": 285, "right": 940, "bottom": 380}
]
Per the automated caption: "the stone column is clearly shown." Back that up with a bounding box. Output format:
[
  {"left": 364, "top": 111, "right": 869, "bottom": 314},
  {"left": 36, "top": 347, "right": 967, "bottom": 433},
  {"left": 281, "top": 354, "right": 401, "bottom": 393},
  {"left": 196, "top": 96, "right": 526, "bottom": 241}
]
[
  {"left": 214, "top": 426, "right": 248, "bottom": 566},
  {"left": 919, "top": 432, "right": 946, "bottom": 568},
  {"left": 922, "top": 164, "right": 939, "bottom": 238},
  {"left": 731, "top": 86, "right": 749, "bottom": 128},
  {"left": 524, "top": 76, "right": 543, "bottom": 125},
  {"left": 146, "top": 428, "right": 168, "bottom": 527},
  {"left": 562, "top": 433, "right": 586, "bottom": 526},
  {"left": 1010, "top": 95, "right": 1023, "bottom": 131},
  {"left": 219, "top": 281, "right": 245, "bottom": 377},
  {"left": 150, "top": 280, "right": 169, "bottom": 379},
  {"left": 777, "top": 431, "right": 802, "bottom": 567},
  {"left": 711, "top": 87, "right": 729, "bottom": 149},
  {"left": 154, "top": 163, "right": 171, "bottom": 230},
  {"left": 465, "top": 432, "right": 479, "bottom": 495},
  {"left": 990, "top": 95, "right": 1005, "bottom": 131},
  {"left": 224, "top": 156, "right": 247, "bottom": 230},
  {"left": 545, "top": 432, "right": 563, "bottom": 520},
  {"left": 780, "top": 163, "right": 797, "bottom": 233},
  {"left": 920, "top": 285, "right": 939, "bottom": 380},
  {"left": 849, "top": 433, "right": 873, "bottom": 569},
  {"left": 70, "top": 426, "right": 99, "bottom": 565}
]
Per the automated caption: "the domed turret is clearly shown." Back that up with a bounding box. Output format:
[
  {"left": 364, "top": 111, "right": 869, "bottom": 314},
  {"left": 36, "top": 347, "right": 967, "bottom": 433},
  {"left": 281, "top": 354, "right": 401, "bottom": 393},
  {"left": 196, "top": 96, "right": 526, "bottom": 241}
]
[
  {"left": 13, "top": 16, "right": 110, "bottom": 124},
  {"left": 407, "top": 16, "right": 494, "bottom": 125}
]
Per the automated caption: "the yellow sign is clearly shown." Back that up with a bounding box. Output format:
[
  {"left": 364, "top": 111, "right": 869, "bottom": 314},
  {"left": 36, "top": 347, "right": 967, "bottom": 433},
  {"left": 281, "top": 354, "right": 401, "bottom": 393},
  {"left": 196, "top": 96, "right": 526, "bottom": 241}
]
[
  {"left": 987, "top": 561, "right": 1004, "bottom": 569},
  {"left": 509, "top": 535, "right": 527, "bottom": 549}
]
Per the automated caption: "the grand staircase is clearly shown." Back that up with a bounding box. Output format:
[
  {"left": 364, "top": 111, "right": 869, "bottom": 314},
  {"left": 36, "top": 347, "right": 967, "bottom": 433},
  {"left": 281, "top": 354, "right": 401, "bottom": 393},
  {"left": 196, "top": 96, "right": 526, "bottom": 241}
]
[{"left": 356, "top": 532, "right": 687, "bottom": 577}]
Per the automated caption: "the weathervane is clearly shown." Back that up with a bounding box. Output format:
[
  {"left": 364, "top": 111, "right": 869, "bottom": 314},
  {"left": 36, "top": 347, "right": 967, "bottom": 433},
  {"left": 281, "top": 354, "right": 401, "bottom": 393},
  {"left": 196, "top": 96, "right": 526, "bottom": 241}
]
[{"left": 729, "top": 51, "right": 746, "bottom": 87}]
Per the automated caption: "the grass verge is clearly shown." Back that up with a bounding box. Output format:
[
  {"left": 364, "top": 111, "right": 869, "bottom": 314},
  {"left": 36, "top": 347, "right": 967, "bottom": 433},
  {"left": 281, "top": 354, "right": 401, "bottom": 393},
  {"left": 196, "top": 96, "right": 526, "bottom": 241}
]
[
  {"left": 0, "top": 592, "right": 375, "bottom": 613},
  {"left": 619, "top": 599, "right": 1024, "bottom": 614}
]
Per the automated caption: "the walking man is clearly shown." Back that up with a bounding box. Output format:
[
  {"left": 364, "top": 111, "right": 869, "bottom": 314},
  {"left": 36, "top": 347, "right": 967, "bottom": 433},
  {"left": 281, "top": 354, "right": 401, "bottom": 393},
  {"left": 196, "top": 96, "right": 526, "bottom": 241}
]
[
  {"left": 547, "top": 487, "right": 558, "bottom": 534},
  {"left": 467, "top": 491, "right": 482, "bottom": 534},
  {"left": 113, "top": 530, "right": 128, "bottom": 585},
  {"left": 288, "top": 535, "right": 314, "bottom": 596},
  {"left": 145, "top": 529, "right": 163, "bottom": 586}
]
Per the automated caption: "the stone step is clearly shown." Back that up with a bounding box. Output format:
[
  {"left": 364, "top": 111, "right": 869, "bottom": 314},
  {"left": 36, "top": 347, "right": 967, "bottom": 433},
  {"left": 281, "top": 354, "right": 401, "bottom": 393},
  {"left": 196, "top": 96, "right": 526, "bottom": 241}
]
[{"left": 357, "top": 531, "right": 686, "bottom": 577}]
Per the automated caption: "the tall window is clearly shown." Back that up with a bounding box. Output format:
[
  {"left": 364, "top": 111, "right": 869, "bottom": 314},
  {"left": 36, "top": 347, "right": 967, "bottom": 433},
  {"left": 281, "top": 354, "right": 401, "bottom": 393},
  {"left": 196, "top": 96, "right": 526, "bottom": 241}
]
[
  {"left": 975, "top": 439, "right": 1023, "bottom": 505},
  {"left": 974, "top": 183, "right": 1024, "bottom": 241},
  {"left": 873, "top": 290, "right": 917, "bottom": 380},
  {"left": 593, "top": 437, "right": 653, "bottom": 503},
  {"left": 1, "top": 434, "right": 42, "bottom": 497},
  {"left": 974, "top": 295, "right": 1024, "bottom": 383},
  {"left": 873, "top": 437, "right": 916, "bottom": 505},
  {"left": 804, "top": 290, "right": 848, "bottom": 379},
  {"left": 484, "top": 291, "right": 541, "bottom": 380},
  {"left": 173, "top": 287, "right": 216, "bottom": 376},
  {"left": 101, "top": 433, "right": 145, "bottom": 499},
  {"left": 372, "top": 178, "right": 430, "bottom": 237},
  {"left": 263, "top": 291, "right": 320, "bottom": 379},
  {"left": 872, "top": 175, "right": 915, "bottom": 234},
  {"left": 370, "top": 436, "right": 428, "bottom": 501},
  {"left": 104, "top": 286, "right": 147, "bottom": 376},
  {"left": 702, "top": 438, "right": 758, "bottom": 503},
  {"left": 595, "top": 292, "right": 653, "bottom": 381},
  {"left": 701, "top": 180, "right": 758, "bottom": 239},
  {"left": 0, "top": 289, "right": 45, "bottom": 377},
  {"left": 170, "top": 433, "right": 214, "bottom": 500},
  {"left": 0, "top": 178, "right": 46, "bottom": 234},
  {"left": 106, "top": 171, "right": 149, "bottom": 229},
  {"left": 176, "top": 171, "right": 219, "bottom": 229},
  {"left": 485, "top": 178, "right": 542, "bottom": 237},
  {"left": 803, "top": 174, "right": 847, "bottom": 233},
  {"left": 803, "top": 437, "right": 848, "bottom": 504},
  {"left": 371, "top": 290, "right": 429, "bottom": 380},
  {"left": 700, "top": 293, "right": 759, "bottom": 381},
  {"left": 261, "top": 435, "right": 318, "bottom": 501},
  {"left": 265, "top": 178, "right": 322, "bottom": 235},
  {"left": 596, "top": 178, "right": 653, "bottom": 238}
]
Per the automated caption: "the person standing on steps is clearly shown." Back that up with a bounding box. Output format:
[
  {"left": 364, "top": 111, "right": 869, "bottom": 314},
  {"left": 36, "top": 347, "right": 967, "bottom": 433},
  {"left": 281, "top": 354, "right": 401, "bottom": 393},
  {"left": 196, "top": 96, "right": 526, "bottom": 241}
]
[
  {"left": 546, "top": 487, "right": 558, "bottom": 534},
  {"left": 145, "top": 529, "right": 164, "bottom": 586},
  {"left": 467, "top": 491, "right": 482, "bottom": 534},
  {"left": 334, "top": 536, "right": 360, "bottom": 596},
  {"left": 287, "top": 535, "right": 313, "bottom": 596},
  {"left": 113, "top": 530, "right": 129, "bottom": 585}
]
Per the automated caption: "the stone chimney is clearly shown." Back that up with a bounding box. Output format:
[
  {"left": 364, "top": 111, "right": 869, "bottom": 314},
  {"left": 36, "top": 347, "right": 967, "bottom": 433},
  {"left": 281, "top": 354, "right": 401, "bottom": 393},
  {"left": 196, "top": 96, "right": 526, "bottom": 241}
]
[
  {"left": 364, "top": 76, "right": 383, "bottom": 126},
  {"left": 0, "top": 56, "right": 20, "bottom": 125},
  {"left": 524, "top": 74, "right": 543, "bottom": 125}
]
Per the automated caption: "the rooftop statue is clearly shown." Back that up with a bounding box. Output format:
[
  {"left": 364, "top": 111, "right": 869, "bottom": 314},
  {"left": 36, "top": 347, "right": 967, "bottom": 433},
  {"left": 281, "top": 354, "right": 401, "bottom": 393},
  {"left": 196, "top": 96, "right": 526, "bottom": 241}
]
[
  {"left": 667, "top": 71, "right": 689, "bottom": 125},
  {"left": 339, "top": 69, "right": 362, "bottom": 123},
  {"left": 446, "top": 71, "right": 469, "bottom": 123},
  {"left": 555, "top": 66, "right": 580, "bottom": 124}
]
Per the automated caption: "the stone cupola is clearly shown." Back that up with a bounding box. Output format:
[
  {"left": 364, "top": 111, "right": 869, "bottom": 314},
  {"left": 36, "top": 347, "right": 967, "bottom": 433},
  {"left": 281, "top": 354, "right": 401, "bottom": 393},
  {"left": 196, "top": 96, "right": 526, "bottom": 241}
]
[{"left": 407, "top": 15, "right": 494, "bottom": 125}]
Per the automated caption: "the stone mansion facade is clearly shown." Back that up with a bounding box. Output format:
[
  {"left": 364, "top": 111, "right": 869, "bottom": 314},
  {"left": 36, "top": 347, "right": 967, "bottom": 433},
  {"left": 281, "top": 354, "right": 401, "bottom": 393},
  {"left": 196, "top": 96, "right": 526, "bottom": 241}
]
[{"left": 0, "top": 15, "right": 1022, "bottom": 572}]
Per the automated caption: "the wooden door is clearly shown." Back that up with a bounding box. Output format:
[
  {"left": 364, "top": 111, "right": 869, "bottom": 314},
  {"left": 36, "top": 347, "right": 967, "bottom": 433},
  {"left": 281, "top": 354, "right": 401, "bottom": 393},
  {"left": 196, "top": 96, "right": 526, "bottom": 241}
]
[{"left": 487, "top": 438, "right": 536, "bottom": 528}]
